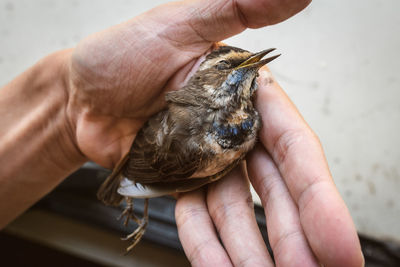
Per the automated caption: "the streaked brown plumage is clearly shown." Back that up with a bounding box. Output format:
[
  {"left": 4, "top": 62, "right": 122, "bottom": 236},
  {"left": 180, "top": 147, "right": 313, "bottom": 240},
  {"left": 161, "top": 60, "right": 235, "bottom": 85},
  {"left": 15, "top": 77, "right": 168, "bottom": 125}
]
[{"left": 97, "top": 46, "right": 280, "bottom": 252}]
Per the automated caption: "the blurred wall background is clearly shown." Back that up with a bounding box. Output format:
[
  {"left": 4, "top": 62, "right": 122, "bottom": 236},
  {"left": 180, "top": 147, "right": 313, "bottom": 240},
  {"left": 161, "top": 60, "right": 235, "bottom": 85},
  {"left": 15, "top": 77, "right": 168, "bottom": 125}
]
[{"left": 1, "top": 0, "right": 399, "bottom": 244}]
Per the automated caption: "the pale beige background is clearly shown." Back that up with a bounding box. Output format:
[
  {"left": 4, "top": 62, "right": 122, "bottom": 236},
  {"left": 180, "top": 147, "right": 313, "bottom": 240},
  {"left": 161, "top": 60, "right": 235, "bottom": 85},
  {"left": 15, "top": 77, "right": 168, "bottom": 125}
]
[{"left": 1, "top": 0, "right": 399, "bottom": 258}]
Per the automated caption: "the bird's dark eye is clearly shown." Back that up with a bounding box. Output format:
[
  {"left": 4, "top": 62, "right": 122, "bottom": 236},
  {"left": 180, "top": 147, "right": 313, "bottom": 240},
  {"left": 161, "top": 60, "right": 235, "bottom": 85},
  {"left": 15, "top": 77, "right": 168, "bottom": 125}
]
[{"left": 216, "top": 60, "right": 230, "bottom": 70}]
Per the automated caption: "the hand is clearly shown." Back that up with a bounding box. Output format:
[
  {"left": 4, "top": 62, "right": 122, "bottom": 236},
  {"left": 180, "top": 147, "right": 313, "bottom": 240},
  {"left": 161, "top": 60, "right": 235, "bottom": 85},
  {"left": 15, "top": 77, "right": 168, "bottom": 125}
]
[
  {"left": 66, "top": 0, "right": 312, "bottom": 168},
  {"left": 66, "top": 1, "right": 363, "bottom": 266},
  {"left": 175, "top": 69, "right": 364, "bottom": 266},
  {"left": 0, "top": 0, "right": 361, "bottom": 264}
]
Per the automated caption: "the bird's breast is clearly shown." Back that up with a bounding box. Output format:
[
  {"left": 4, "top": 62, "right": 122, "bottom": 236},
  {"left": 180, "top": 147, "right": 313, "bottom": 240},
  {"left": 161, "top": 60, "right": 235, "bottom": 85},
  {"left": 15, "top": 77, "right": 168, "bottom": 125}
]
[{"left": 190, "top": 110, "right": 260, "bottom": 178}]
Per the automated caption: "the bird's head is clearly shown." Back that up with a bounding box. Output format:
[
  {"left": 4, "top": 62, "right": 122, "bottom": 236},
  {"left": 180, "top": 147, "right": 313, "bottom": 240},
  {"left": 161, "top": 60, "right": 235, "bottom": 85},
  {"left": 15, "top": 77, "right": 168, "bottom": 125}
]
[{"left": 192, "top": 46, "right": 280, "bottom": 107}]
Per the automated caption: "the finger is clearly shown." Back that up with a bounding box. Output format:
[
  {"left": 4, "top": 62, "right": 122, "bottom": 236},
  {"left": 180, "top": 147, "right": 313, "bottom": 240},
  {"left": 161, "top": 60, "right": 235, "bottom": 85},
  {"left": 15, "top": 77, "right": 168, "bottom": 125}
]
[
  {"left": 248, "top": 144, "right": 319, "bottom": 266},
  {"left": 207, "top": 163, "right": 274, "bottom": 267},
  {"left": 143, "top": 0, "right": 311, "bottom": 47},
  {"left": 255, "top": 69, "right": 364, "bottom": 266},
  {"left": 175, "top": 188, "right": 232, "bottom": 267},
  {"left": 227, "top": 0, "right": 312, "bottom": 28},
  {"left": 178, "top": 0, "right": 311, "bottom": 40}
]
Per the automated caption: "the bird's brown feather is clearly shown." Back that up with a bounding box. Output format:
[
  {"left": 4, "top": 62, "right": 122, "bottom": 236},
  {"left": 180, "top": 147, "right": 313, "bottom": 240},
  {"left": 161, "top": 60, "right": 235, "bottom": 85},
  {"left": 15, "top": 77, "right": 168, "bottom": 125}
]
[
  {"left": 96, "top": 153, "right": 129, "bottom": 205},
  {"left": 122, "top": 109, "right": 203, "bottom": 184},
  {"left": 98, "top": 46, "right": 278, "bottom": 203},
  {"left": 96, "top": 46, "right": 279, "bottom": 253}
]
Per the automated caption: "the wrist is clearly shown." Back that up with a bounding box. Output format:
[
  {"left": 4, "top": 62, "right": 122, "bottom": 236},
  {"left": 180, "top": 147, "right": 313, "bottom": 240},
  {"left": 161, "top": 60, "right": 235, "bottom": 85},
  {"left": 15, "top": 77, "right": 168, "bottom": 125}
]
[
  {"left": 56, "top": 49, "right": 88, "bottom": 166},
  {"left": 34, "top": 49, "right": 87, "bottom": 170},
  {"left": 0, "top": 48, "right": 87, "bottom": 174},
  {"left": 0, "top": 49, "right": 87, "bottom": 227}
]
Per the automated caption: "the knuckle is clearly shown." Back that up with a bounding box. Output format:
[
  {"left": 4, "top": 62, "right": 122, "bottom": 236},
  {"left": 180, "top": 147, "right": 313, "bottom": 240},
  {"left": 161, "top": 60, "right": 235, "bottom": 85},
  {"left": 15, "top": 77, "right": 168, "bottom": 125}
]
[
  {"left": 257, "top": 173, "right": 284, "bottom": 207},
  {"left": 297, "top": 178, "right": 330, "bottom": 213},
  {"left": 272, "top": 229, "right": 304, "bottom": 260},
  {"left": 187, "top": 238, "right": 212, "bottom": 265},
  {"left": 209, "top": 195, "right": 253, "bottom": 232},
  {"left": 236, "top": 256, "right": 255, "bottom": 267},
  {"left": 272, "top": 127, "right": 316, "bottom": 165},
  {"left": 175, "top": 203, "right": 208, "bottom": 228}
]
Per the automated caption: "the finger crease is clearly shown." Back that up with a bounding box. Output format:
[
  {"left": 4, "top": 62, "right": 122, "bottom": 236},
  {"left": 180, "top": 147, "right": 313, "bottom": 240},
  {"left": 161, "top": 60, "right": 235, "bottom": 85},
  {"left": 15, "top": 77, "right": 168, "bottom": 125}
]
[
  {"left": 188, "top": 237, "right": 215, "bottom": 264},
  {"left": 272, "top": 128, "right": 307, "bottom": 167},
  {"left": 187, "top": 9, "right": 213, "bottom": 43},
  {"left": 176, "top": 205, "right": 209, "bottom": 228},
  {"left": 272, "top": 229, "right": 304, "bottom": 258},
  {"left": 210, "top": 197, "right": 253, "bottom": 232},
  {"left": 232, "top": 0, "right": 250, "bottom": 28},
  {"left": 256, "top": 172, "right": 283, "bottom": 207},
  {"left": 297, "top": 179, "right": 330, "bottom": 214},
  {"left": 236, "top": 255, "right": 255, "bottom": 267}
]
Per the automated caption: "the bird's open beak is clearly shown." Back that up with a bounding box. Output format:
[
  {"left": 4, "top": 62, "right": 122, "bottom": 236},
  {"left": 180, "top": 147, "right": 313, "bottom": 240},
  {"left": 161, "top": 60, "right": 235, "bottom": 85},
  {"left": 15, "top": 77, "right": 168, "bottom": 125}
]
[{"left": 236, "top": 48, "right": 280, "bottom": 70}]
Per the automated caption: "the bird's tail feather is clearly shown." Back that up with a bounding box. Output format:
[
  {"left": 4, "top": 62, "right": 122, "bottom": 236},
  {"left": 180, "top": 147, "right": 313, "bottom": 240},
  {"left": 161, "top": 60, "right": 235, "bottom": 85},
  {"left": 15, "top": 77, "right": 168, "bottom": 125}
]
[
  {"left": 97, "top": 154, "right": 129, "bottom": 206},
  {"left": 97, "top": 171, "right": 125, "bottom": 206}
]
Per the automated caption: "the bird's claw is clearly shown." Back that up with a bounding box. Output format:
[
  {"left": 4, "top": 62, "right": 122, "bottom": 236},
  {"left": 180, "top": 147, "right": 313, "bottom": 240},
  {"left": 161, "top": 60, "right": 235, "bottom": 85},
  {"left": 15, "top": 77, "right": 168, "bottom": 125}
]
[
  {"left": 123, "top": 219, "right": 148, "bottom": 253},
  {"left": 118, "top": 197, "right": 141, "bottom": 226},
  {"left": 118, "top": 198, "right": 149, "bottom": 253}
]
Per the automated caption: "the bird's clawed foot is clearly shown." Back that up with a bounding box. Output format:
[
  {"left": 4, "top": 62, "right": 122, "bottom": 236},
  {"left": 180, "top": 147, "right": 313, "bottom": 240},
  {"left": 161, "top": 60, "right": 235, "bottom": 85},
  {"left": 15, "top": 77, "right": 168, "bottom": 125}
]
[
  {"left": 118, "top": 197, "right": 141, "bottom": 226},
  {"left": 118, "top": 198, "right": 149, "bottom": 253}
]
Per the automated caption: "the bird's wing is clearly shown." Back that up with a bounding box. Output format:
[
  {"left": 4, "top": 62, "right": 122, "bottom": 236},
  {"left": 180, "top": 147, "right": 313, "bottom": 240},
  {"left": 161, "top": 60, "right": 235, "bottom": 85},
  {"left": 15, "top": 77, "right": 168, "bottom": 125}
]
[
  {"left": 122, "top": 110, "right": 202, "bottom": 184},
  {"left": 118, "top": 158, "right": 242, "bottom": 198}
]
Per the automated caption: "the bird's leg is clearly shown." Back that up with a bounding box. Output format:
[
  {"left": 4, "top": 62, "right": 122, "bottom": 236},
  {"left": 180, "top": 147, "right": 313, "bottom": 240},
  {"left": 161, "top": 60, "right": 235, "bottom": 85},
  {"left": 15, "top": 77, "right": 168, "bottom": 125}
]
[
  {"left": 122, "top": 198, "right": 149, "bottom": 253},
  {"left": 118, "top": 197, "right": 141, "bottom": 226}
]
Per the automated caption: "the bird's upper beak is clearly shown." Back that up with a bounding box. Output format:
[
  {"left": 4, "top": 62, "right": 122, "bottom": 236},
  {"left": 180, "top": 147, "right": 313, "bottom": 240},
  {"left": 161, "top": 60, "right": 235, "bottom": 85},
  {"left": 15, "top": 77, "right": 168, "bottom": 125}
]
[{"left": 236, "top": 48, "right": 280, "bottom": 70}]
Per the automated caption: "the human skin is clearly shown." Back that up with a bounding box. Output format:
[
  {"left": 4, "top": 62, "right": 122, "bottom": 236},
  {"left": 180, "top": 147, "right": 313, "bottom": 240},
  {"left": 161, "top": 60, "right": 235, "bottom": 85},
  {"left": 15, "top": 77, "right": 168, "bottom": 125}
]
[{"left": 0, "top": 0, "right": 364, "bottom": 266}]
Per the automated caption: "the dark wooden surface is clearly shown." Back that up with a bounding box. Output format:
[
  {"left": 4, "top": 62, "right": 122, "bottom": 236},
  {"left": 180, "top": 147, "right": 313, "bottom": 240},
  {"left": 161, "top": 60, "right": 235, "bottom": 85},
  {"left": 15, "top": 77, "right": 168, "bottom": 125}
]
[
  {"left": 0, "top": 231, "right": 106, "bottom": 267},
  {"left": 24, "top": 163, "right": 400, "bottom": 266}
]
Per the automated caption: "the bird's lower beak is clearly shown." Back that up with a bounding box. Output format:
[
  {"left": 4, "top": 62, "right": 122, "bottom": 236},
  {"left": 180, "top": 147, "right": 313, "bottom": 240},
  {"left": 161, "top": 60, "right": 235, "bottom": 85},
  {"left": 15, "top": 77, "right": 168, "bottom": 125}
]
[{"left": 236, "top": 48, "right": 280, "bottom": 70}]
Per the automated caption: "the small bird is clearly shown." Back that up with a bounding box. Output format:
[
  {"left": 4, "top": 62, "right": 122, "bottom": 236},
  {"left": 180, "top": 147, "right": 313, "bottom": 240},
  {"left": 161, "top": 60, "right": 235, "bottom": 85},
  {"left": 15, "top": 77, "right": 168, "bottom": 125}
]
[{"left": 97, "top": 45, "right": 280, "bottom": 252}]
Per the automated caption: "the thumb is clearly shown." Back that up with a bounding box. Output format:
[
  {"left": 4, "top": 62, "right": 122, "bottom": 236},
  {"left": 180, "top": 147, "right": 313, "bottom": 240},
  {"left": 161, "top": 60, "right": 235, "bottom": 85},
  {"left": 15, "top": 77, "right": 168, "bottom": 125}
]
[
  {"left": 144, "top": 0, "right": 311, "bottom": 44},
  {"left": 232, "top": 0, "right": 312, "bottom": 28}
]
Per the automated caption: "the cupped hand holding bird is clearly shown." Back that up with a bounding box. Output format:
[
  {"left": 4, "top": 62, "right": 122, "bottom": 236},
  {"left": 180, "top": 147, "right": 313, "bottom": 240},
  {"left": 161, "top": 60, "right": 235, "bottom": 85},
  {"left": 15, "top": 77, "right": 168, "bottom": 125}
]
[
  {"left": 2, "top": 0, "right": 364, "bottom": 266},
  {"left": 67, "top": 1, "right": 363, "bottom": 266}
]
